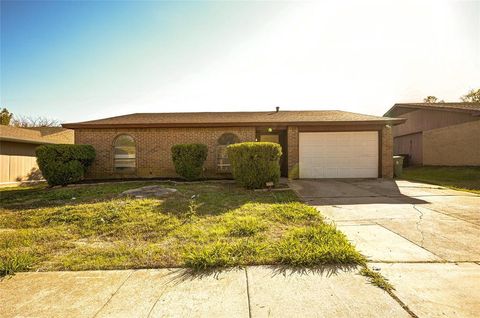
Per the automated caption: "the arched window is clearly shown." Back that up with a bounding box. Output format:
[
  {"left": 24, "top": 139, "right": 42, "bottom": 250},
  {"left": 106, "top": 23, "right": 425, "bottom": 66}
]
[
  {"left": 113, "top": 134, "right": 136, "bottom": 172},
  {"left": 218, "top": 133, "right": 240, "bottom": 145},
  {"left": 216, "top": 133, "right": 240, "bottom": 173}
]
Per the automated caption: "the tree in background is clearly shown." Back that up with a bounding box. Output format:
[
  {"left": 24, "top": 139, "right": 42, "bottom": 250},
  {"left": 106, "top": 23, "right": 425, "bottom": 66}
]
[
  {"left": 461, "top": 88, "right": 480, "bottom": 103},
  {"left": 423, "top": 96, "right": 445, "bottom": 103},
  {"left": 11, "top": 115, "right": 61, "bottom": 127},
  {"left": 423, "top": 96, "right": 438, "bottom": 103},
  {"left": 0, "top": 108, "right": 13, "bottom": 125}
]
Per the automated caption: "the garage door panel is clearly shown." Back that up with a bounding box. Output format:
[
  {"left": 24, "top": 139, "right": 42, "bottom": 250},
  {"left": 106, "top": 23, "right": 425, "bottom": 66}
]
[{"left": 299, "top": 132, "right": 378, "bottom": 178}]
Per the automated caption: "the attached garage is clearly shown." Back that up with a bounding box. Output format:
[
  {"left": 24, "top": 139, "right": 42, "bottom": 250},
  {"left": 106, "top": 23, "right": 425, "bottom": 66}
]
[{"left": 299, "top": 131, "right": 379, "bottom": 178}]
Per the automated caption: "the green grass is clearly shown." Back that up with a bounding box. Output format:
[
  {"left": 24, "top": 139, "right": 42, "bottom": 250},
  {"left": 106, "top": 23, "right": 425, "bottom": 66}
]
[
  {"left": 0, "top": 182, "right": 365, "bottom": 275},
  {"left": 360, "top": 267, "right": 394, "bottom": 292},
  {"left": 401, "top": 166, "right": 480, "bottom": 194}
]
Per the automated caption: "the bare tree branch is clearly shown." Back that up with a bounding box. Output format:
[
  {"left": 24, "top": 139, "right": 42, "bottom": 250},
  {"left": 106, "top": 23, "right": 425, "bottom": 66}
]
[{"left": 11, "top": 115, "right": 61, "bottom": 127}]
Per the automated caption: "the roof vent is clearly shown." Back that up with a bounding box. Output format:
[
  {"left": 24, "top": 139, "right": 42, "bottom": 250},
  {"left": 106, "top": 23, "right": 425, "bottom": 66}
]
[{"left": 275, "top": 106, "right": 280, "bottom": 112}]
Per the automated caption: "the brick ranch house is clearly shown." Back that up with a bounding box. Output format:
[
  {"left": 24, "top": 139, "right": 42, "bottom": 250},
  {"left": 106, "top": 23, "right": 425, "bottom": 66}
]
[{"left": 62, "top": 110, "right": 405, "bottom": 180}]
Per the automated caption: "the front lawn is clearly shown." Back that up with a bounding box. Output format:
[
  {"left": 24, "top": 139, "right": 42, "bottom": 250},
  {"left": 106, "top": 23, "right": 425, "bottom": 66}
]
[
  {"left": 0, "top": 182, "right": 364, "bottom": 275},
  {"left": 401, "top": 166, "right": 480, "bottom": 194}
]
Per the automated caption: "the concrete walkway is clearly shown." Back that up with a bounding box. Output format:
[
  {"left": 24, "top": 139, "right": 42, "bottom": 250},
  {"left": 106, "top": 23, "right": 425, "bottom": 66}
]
[
  {"left": 290, "top": 179, "right": 480, "bottom": 318},
  {"left": 1, "top": 266, "right": 410, "bottom": 318}
]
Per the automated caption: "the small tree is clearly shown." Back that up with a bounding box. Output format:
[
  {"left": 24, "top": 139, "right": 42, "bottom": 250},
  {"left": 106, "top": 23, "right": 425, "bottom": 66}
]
[
  {"left": 461, "top": 88, "right": 480, "bottom": 103},
  {"left": 171, "top": 144, "right": 208, "bottom": 181},
  {"left": 0, "top": 108, "right": 13, "bottom": 125},
  {"left": 423, "top": 96, "right": 438, "bottom": 103},
  {"left": 227, "top": 142, "right": 281, "bottom": 189},
  {"left": 12, "top": 115, "right": 61, "bottom": 127}
]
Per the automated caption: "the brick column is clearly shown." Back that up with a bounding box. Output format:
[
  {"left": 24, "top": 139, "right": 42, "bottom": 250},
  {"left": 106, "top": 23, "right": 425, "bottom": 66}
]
[
  {"left": 381, "top": 125, "right": 393, "bottom": 178},
  {"left": 287, "top": 126, "right": 299, "bottom": 178}
]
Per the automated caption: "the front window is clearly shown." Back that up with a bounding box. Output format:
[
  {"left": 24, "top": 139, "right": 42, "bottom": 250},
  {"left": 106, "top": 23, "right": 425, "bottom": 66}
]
[
  {"left": 216, "top": 133, "right": 240, "bottom": 173},
  {"left": 113, "top": 134, "right": 136, "bottom": 172}
]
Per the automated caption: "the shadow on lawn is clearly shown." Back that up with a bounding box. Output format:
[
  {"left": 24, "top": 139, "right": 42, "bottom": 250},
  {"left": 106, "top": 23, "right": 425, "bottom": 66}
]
[
  {"left": 0, "top": 183, "right": 152, "bottom": 210},
  {"left": 0, "top": 181, "right": 181, "bottom": 211},
  {"left": 0, "top": 187, "right": 135, "bottom": 211},
  {"left": 160, "top": 184, "right": 297, "bottom": 217},
  {"left": 0, "top": 181, "right": 296, "bottom": 214}
]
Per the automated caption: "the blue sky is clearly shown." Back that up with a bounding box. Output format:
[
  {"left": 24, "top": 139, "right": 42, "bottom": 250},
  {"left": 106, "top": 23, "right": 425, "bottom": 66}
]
[{"left": 1, "top": 0, "right": 479, "bottom": 123}]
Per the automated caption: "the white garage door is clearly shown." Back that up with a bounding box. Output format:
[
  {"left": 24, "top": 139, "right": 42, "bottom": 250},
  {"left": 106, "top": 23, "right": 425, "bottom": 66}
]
[{"left": 299, "top": 131, "right": 378, "bottom": 178}]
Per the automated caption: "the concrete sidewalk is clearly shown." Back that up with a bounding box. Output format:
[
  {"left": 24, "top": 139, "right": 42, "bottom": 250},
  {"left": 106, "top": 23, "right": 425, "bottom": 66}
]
[{"left": 0, "top": 266, "right": 410, "bottom": 318}]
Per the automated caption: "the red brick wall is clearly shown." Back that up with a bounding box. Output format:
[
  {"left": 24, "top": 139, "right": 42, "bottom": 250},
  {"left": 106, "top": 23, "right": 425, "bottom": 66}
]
[
  {"left": 287, "top": 126, "right": 299, "bottom": 175},
  {"left": 74, "top": 127, "right": 256, "bottom": 179},
  {"left": 381, "top": 125, "right": 394, "bottom": 178},
  {"left": 423, "top": 120, "right": 480, "bottom": 166}
]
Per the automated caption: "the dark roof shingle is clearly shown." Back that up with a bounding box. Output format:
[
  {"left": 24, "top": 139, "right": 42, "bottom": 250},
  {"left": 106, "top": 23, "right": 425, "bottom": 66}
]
[{"left": 63, "top": 110, "right": 404, "bottom": 128}]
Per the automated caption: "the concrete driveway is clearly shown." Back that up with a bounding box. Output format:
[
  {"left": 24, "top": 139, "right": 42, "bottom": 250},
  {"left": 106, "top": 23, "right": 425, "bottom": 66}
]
[{"left": 290, "top": 178, "right": 480, "bottom": 317}]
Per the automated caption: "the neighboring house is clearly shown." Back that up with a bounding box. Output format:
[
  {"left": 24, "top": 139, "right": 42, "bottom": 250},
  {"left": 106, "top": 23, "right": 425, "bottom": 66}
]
[
  {"left": 0, "top": 126, "right": 74, "bottom": 184},
  {"left": 62, "top": 110, "right": 404, "bottom": 180},
  {"left": 384, "top": 103, "right": 480, "bottom": 166}
]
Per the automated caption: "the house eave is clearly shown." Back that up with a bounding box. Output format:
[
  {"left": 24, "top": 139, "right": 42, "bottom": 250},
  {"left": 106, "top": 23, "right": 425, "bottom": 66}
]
[
  {"left": 0, "top": 136, "right": 59, "bottom": 145},
  {"left": 385, "top": 104, "right": 480, "bottom": 117},
  {"left": 62, "top": 119, "right": 405, "bottom": 129}
]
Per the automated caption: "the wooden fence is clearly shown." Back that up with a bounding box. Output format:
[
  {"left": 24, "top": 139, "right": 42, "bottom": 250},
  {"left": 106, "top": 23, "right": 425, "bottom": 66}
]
[{"left": 0, "top": 154, "right": 42, "bottom": 183}]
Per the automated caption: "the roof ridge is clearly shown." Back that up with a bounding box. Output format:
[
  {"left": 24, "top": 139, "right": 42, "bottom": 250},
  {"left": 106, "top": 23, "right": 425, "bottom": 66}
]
[{"left": 130, "top": 110, "right": 342, "bottom": 114}]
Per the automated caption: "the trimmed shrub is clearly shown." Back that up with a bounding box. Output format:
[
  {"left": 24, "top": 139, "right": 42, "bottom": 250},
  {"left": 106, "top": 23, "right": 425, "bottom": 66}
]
[
  {"left": 36, "top": 144, "right": 96, "bottom": 186},
  {"left": 227, "top": 142, "right": 281, "bottom": 189},
  {"left": 171, "top": 144, "right": 208, "bottom": 181}
]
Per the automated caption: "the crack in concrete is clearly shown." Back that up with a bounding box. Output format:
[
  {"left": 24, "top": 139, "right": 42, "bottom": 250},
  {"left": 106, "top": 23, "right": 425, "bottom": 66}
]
[
  {"left": 376, "top": 222, "right": 446, "bottom": 262},
  {"left": 384, "top": 288, "right": 420, "bottom": 318},
  {"left": 414, "top": 204, "right": 480, "bottom": 227},
  {"left": 412, "top": 205, "right": 425, "bottom": 247},
  {"left": 146, "top": 284, "right": 171, "bottom": 318},
  {"left": 244, "top": 268, "right": 252, "bottom": 318},
  {"left": 93, "top": 270, "right": 135, "bottom": 318}
]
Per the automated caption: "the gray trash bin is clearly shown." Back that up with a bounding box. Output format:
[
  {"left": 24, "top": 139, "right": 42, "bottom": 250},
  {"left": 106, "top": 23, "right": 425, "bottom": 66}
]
[{"left": 393, "top": 156, "right": 404, "bottom": 177}]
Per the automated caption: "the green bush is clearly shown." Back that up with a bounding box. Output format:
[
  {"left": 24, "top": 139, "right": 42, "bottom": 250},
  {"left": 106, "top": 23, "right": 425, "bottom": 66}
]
[
  {"left": 171, "top": 144, "right": 208, "bottom": 181},
  {"left": 227, "top": 142, "right": 281, "bottom": 189},
  {"left": 36, "top": 144, "right": 96, "bottom": 186}
]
